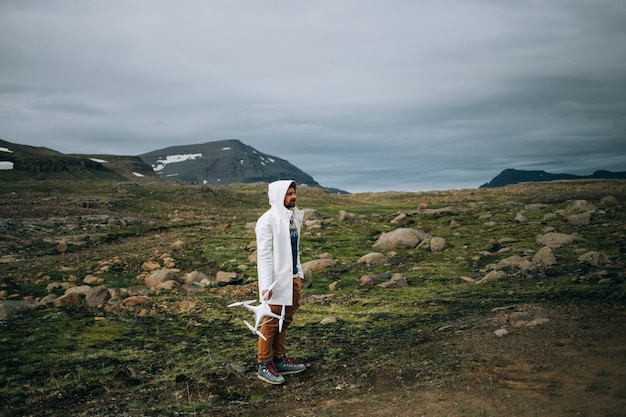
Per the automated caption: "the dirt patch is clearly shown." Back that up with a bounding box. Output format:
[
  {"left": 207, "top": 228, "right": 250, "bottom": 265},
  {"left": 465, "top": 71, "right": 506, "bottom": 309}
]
[{"left": 254, "top": 303, "right": 626, "bottom": 417}]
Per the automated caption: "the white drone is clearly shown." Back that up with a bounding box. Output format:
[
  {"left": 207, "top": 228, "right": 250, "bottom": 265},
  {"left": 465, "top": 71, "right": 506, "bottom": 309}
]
[{"left": 228, "top": 280, "right": 285, "bottom": 341}]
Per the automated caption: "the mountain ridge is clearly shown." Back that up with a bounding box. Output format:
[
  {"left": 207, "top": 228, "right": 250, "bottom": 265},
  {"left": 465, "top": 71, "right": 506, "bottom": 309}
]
[
  {"left": 137, "top": 139, "right": 323, "bottom": 188},
  {"left": 0, "top": 138, "right": 348, "bottom": 192},
  {"left": 480, "top": 168, "right": 626, "bottom": 188}
]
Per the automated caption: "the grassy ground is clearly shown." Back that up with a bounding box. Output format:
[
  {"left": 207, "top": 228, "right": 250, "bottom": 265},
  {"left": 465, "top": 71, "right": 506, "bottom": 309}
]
[{"left": 1, "top": 178, "right": 625, "bottom": 416}]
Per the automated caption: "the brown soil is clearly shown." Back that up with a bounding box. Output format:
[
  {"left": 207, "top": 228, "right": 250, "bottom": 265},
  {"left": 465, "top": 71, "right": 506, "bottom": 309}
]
[{"left": 257, "top": 303, "right": 626, "bottom": 417}]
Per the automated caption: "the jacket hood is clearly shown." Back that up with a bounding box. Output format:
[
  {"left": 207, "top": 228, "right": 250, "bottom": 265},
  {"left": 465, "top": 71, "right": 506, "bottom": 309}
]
[{"left": 267, "top": 180, "right": 296, "bottom": 209}]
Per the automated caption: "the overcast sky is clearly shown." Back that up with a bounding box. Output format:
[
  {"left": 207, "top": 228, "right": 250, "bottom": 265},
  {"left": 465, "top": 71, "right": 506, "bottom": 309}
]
[{"left": 1, "top": 1, "right": 625, "bottom": 192}]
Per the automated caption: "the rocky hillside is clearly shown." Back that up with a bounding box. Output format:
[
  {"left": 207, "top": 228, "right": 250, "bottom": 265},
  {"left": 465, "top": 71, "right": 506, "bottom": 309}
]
[
  {"left": 0, "top": 138, "right": 156, "bottom": 181},
  {"left": 1, "top": 137, "right": 338, "bottom": 191},
  {"left": 480, "top": 168, "right": 626, "bottom": 188},
  {"left": 138, "top": 139, "right": 322, "bottom": 187}
]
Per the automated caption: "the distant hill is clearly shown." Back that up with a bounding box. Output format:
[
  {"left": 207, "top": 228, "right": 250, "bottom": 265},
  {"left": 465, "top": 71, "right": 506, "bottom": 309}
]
[
  {"left": 480, "top": 168, "right": 626, "bottom": 188},
  {"left": 1, "top": 138, "right": 346, "bottom": 193},
  {"left": 0, "top": 138, "right": 157, "bottom": 181},
  {"left": 138, "top": 139, "right": 323, "bottom": 188}
]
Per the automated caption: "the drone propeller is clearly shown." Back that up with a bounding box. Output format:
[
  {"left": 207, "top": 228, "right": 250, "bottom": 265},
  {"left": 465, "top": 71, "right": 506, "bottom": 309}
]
[
  {"left": 278, "top": 304, "right": 286, "bottom": 332},
  {"left": 227, "top": 300, "right": 255, "bottom": 307},
  {"left": 244, "top": 320, "right": 267, "bottom": 341}
]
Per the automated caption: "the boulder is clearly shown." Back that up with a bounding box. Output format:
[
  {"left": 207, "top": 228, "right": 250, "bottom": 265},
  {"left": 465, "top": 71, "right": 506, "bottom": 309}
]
[
  {"left": 477, "top": 270, "right": 507, "bottom": 284},
  {"left": 533, "top": 246, "right": 557, "bottom": 267},
  {"left": 429, "top": 237, "right": 447, "bottom": 252},
  {"left": 567, "top": 212, "right": 591, "bottom": 226},
  {"left": 0, "top": 300, "right": 38, "bottom": 320},
  {"left": 155, "top": 280, "right": 180, "bottom": 292},
  {"left": 54, "top": 292, "right": 82, "bottom": 307},
  {"left": 65, "top": 285, "right": 94, "bottom": 296},
  {"left": 302, "top": 208, "right": 322, "bottom": 222},
  {"left": 145, "top": 268, "right": 177, "bottom": 289},
  {"left": 215, "top": 271, "right": 244, "bottom": 286},
  {"left": 578, "top": 251, "right": 611, "bottom": 267},
  {"left": 599, "top": 195, "right": 618, "bottom": 206},
  {"left": 181, "top": 281, "right": 207, "bottom": 293},
  {"left": 495, "top": 255, "right": 523, "bottom": 270},
  {"left": 302, "top": 258, "right": 336, "bottom": 279},
  {"left": 373, "top": 228, "right": 428, "bottom": 250},
  {"left": 85, "top": 285, "right": 111, "bottom": 307},
  {"left": 305, "top": 219, "right": 322, "bottom": 229},
  {"left": 183, "top": 270, "right": 211, "bottom": 284},
  {"left": 563, "top": 200, "right": 597, "bottom": 215},
  {"left": 536, "top": 232, "right": 579, "bottom": 248},
  {"left": 338, "top": 210, "right": 357, "bottom": 223},
  {"left": 357, "top": 253, "right": 388, "bottom": 265}
]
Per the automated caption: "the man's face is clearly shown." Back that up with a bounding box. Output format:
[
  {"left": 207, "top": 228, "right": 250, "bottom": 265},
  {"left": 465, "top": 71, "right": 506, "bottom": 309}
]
[{"left": 284, "top": 187, "right": 296, "bottom": 208}]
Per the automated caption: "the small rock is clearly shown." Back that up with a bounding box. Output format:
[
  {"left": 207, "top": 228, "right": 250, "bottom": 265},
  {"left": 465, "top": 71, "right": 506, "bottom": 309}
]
[
  {"left": 171, "top": 240, "right": 185, "bottom": 250},
  {"left": 141, "top": 261, "right": 161, "bottom": 272},
  {"left": 494, "top": 328, "right": 509, "bottom": 337},
  {"left": 56, "top": 241, "right": 68, "bottom": 253},
  {"left": 123, "top": 296, "right": 151, "bottom": 306},
  {"left": 83, "top": 275, "right": 104, "bottom": 285},
  {"left": 359, "top": 275, "right": 376, "bottom": 287},
  {"left": 379, "top": 273, "right": 409, "bottom": 289}
]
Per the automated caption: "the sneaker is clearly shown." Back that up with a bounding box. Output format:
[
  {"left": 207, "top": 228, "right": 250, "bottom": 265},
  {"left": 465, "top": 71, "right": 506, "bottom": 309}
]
[
  {"left": 274, "top": 355, "right": 306, "bottom": 375},
  {"left": 257, "top": 360, "right": 285, "bottom": 385}
]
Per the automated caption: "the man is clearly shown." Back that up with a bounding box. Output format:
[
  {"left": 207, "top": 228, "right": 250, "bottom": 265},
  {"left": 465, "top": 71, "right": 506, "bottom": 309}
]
[{"left": 254, "top": 180, "right": 307, "bottom": 384}]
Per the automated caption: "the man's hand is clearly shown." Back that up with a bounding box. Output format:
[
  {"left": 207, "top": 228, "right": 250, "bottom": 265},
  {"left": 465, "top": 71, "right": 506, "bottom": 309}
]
[{"left": 261, "top": 289, "right": 273, "bottom": 301}]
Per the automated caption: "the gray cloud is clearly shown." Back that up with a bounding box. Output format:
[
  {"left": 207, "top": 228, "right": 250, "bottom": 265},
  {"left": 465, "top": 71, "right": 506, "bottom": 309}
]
[{"left": 1, "top": 0, "right": 625, "bottom": 192}]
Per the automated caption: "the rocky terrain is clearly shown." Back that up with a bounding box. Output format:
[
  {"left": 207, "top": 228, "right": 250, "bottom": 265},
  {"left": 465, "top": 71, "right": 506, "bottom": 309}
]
[{"left": 1, "top": 178, "right": 625, "bottom": 416}]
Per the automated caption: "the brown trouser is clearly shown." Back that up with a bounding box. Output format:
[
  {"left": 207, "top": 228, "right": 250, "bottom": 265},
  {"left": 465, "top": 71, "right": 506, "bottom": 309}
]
[{"left": 257, "top": 277, "right": 302, "bottom": 363}]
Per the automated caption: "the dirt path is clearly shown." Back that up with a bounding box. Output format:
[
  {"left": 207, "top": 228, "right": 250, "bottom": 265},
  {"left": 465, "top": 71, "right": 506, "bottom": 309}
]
[{"left": 262, "top": 303, "right": 626, "bottom": 417}]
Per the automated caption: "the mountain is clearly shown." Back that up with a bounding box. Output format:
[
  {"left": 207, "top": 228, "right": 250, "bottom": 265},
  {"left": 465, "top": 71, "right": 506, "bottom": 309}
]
[
  {"left": 0, "top": 138, "right": 157, "bottom": 181},
  {"left": 138, "top": 139, "right": 322, "bottom": 187},
  {"left": 480, "top": 168, "right": 626, "bottom": 188},
  {"left": 1, "top": 138, "right": 344, "bottom": 192}
]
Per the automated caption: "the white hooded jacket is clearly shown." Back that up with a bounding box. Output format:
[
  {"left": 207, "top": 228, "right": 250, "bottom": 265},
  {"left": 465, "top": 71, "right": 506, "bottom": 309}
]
[{"left": 255, "top": 180, "right": 304, "bottom": 306}]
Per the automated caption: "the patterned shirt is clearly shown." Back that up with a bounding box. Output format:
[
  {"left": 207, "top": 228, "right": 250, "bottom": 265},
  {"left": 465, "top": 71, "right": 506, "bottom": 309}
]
[{"left": 289, "top": 215, "right": 298, "bottom": 274}]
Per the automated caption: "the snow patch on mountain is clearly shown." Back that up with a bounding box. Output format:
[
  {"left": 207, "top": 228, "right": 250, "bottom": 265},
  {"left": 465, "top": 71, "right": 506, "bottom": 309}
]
[{"left": 152, "top": 153, "right": 203, "bottom": 172}]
